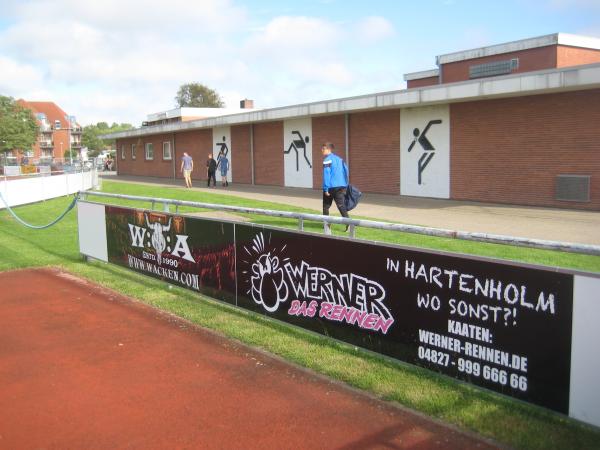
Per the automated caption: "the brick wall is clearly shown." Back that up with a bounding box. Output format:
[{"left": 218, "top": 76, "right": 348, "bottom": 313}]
[
  {"left": 231, "top": 125, "right": 252, "bottom": 184},
  {"left": 407, "top": 76, "right": 439, "bottom": 88},
  {"left": 348, "top": 110, "right": 400, "bottom": 194},
  {"left": 53, "top": 129, "right": 70, "bottom": 159},
  {"left": 253, "top": 121, "right": 284, "bottom": 186},
  {"left": 557, "top": 45, "right": 600, "bottom": 68},
  {"left": 441, "top": 46, "right": 557, "bottom": 83},
  {"left": 451, "top": 89, "right": 600, "bottom": 210},
  {"left": 175, "top": 130, "right": 212, "bottom": 182},
  {"left": 312, "top": 115, "right": 346, "bottom": 189},
  {"left": 116, "top": 134, "right": 175, "bottom": 178}
]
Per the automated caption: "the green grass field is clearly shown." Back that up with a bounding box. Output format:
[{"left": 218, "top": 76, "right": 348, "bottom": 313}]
[{"left": 1, "top": 180, "right": 599, "bottom": 450}]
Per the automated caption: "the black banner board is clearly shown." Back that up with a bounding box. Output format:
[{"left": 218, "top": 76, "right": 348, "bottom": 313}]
[
  {"left": 103, "top": 206, "right": 574, "bottom": 414},
  {"left": 105, "top": 206, "right": 236, "bottom": 305},
  {"left": 234, "top": 225, "right": 573, "bottom": 413}
]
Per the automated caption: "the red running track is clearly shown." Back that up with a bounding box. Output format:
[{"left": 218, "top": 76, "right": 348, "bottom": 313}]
[{"left": 0, "top": 268, "right": 498, "bottom": 449}]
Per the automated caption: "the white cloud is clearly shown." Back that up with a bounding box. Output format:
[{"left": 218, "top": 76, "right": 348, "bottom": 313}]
[
  {"left": 246, "top": 16, "right": 342, "bottom": 55},
  {"left": 356, "top": 16, "right": 395, "bottom": 44},
  {"left": 0, "top": 56, "right": 45, "bottom": 94},
  {"left": 9, "top": 0, "right": 247, "bottom": 33},
  {"left": 0, "top": 5, "right": 396, "bottom": 125}
]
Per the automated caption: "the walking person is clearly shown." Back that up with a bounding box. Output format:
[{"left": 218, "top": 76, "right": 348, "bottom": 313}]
[
  {"left": 206, "top": 153, "right": 217, "bottom": 187},
  {"left": 321, "top": 142, "right": 349, "bottom": 231},
  {"left": 217, "top": 151, "right": 229, "bottom": 187},
  {"left": 180, "top": 152, "right": 194, "bottom": 188}
]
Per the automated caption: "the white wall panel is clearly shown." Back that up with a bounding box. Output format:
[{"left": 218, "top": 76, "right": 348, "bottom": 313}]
[
  {"left": 400, "top": 105, "right": 450, "bottom": 198},
  {"left": 77, "top": 201, "right": 108, "bottom": 262},
  {"left": 569, "top": 275, "right": 600, "bottom": 426},
  {"left": 0, "top": 170, "right": 97, "bottom": 210},
  {"left": 283, "top": 118, "right": 313, "bottom": 188},
  {"left": 213, "top": 126, "right": 232, "bottom": 182}
]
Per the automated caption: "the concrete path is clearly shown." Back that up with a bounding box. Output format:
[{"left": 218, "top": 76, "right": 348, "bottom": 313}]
[{"left": 102, "top": 174, "right": 600, "bottom": 245}]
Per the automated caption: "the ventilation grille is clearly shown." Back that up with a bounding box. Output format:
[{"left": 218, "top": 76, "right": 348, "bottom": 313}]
[
  {"left": 555, "top": 175, "right": 590, "bottom": 202},
  {"left": 469, "top": 58, "right": 519, "bottom": 79}
]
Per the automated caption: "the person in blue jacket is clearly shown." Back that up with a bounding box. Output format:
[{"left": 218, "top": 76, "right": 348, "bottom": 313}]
[{"left": 321, "top": 142, "right": 349, "bottom": 229}]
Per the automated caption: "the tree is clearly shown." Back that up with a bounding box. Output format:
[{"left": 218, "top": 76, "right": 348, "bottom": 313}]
[
  {"left": 175, "top": 83, "right": 224, "bottom": 108},
  {"left": 82, "top": 122, "right": 133, "bottom": 155},
  {"left": 0, "top": 95, "right": 38, "bottom": 157}
]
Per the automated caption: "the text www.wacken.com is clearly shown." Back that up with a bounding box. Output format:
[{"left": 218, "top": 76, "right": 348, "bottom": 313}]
[{"left": 127, "top": 254, "right": 199, "bottom": 290}]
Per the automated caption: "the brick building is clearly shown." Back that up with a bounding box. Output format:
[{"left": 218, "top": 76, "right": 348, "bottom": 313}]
[
  {"left": 107, "top": 33, "right": 600, "bottom": 210},
  {"left": 15, "top": 100, "right": 82, "bottom": 163}
]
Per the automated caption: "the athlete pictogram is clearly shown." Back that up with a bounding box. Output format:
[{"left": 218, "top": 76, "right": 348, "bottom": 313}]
[
  {"left": 284, "top": 130, "right": 312, "bottom": 171},
  {"left": 216, "top": 135, "right": 229, "bottom": 166},
  {"left": 407, "top": 119, "right": 442, "bottom": 185}
]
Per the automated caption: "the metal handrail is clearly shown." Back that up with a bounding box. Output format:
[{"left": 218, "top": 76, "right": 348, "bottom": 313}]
[{"left": 78, "top": 190, "right": 600, "bottom": 256}]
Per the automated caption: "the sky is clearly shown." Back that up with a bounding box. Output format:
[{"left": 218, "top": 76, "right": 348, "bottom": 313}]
[{"left": 0, "top": 0, "right": 599, "bottom": 126}]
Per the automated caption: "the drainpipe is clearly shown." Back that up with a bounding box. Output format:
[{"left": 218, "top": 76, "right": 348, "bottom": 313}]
[
  {"left": 172, "top": 133, "right": 176, "bottom": 180},
  {"left": 344, "top": 113, "right": 350, "bottom": 174},
  {"left": 250, "top": 124, "right": 255, "bottom": 185}
]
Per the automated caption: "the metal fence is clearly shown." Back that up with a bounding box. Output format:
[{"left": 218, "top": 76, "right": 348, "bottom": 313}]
[{"left": 79, "top": 190, "right": 600, "bottom": 257}]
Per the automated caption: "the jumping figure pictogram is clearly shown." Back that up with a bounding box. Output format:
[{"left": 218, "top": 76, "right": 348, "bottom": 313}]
[{"left": 407, "top": 119, "right": 442, "bottom": 185}]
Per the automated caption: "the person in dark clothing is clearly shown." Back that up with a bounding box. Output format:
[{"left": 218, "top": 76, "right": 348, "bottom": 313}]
[
  {"left": 206, "top": 153, "right": 217, "bottom": 187},
  {"left": 321, "top": 142, "right": 349, "bottom": 230}
]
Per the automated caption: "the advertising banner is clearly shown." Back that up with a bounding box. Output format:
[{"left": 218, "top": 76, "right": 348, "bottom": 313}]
[
  {"left": 95, "top": 204, "right": 582, "bottom": 416},
  {"left": 105, "top": 205, "right": 236, "bottom": 304},
  {"left": 235, "top": 225, "right": 573, "bottom": 413}
]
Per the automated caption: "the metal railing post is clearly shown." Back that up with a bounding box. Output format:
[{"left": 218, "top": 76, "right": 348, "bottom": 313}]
[
  {"left": 348, "top": 224, "right": 356, "bottom": 238},
  {"left": 298, "top": 218, "right": 304, "bottom": 231}
]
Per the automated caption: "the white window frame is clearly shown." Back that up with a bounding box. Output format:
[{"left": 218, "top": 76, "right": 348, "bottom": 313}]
[
  {"left": 145, "top": 143, "right": 154, "bottom": 160},
  {"left": 131, "top": 144, "right": 136, "bottom": 160},
  {"left": 162, "top": 141, "right": 172, "bottom": 160},
  {"left": 121, "top": 144, "right": 126, "bottom": 160}
]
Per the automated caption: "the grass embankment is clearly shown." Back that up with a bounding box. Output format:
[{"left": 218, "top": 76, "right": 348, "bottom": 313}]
[{"left": 1, "top": 180, "right": 599, "bottom": 450}]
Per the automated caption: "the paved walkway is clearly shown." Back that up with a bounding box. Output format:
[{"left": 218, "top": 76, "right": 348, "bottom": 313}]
[{"left": 102, "top": 174, "right": 600, "bottom": 245}]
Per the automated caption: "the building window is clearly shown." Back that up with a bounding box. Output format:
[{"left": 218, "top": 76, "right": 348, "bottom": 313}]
[
  {"left": 54, "top": 120, "right": 61, "bottom": 130},
  {"left": 145, "top": 143, "right": 154, "bottom": 160},
  {"left": 163, "top": 141, "right": 172, "bottom": 160},
  {"left": 121, "top": 145, "right": 126, "bottom": 160},
  {"left": 131, "top": 144, "right": 136, "bottom": 160}
]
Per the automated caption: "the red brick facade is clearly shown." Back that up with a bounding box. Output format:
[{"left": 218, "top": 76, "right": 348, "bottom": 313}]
[
  {"left": 441, "top": 46, "right": 557, "bottom": 83},
  {"left": 252, "top": 121, "right": 284, "bottom": 186},
  {"left": 557, "top": 45, "right": 600, "bottom": 68},
  {"left": 312, "top": 115, "right": 346, "bottom": 189},
  {"left": 231, "top": 125, "right": 252, "bottom": 184},
  {"left": 176, "top": 130, "right": 212, "bottom": 182},
  {"left": 451, "top": 89, "right": 600, "bottom": 210},
  {"left": 407, "top": 76, "right": 439, "bottom": 89},
  {"left": 348, "top": 110, "right": 400, "bottom": 194}
]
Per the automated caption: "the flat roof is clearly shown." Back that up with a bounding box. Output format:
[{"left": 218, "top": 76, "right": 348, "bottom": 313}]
[
  {"left": 103, "top": 62, "right": 600, "bottom": 140},
  {"left": 436, "top": 32, "right": 600, "bottom": 65},
  {"left": 403, "top": 69, "right": 439, "bottom": 81},
  {"left": 147, "top": 107, "right": 257, "bottom": 121}
]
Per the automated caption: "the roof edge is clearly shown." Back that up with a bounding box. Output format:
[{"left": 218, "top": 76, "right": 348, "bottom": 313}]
[{"left": 403, "top": 68, "right": 440, "bottom": 81}]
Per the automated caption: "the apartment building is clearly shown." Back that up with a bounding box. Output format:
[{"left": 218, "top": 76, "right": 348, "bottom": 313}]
[{"left": 16, "top": 100, "right": 83, "bottom": 163}]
